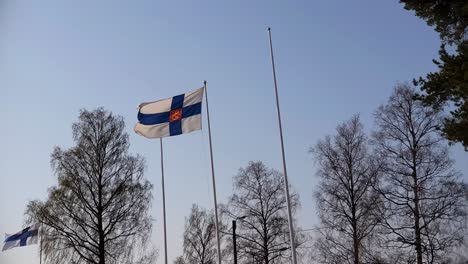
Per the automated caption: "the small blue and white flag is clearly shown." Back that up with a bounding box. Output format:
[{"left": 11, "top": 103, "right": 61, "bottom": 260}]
[
  {"left": 134, "top": 87, "right": 204, "bottom": 138},
  {"left": 3, "top": 225, "right": 39, "bottom": 251}
]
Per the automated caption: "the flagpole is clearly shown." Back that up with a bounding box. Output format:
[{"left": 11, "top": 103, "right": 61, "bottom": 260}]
[
  {"left": 160, "top": 138, "right": 168, "bottom": 264},
  {"left": 39, "top": 224, "right": 42, "bottom": 264},
  {"left": 204, "top": 80, "right": 223, "bottom": 264},
  {"left": 267, "top": 27, "right": 298, "bottom": 264}
]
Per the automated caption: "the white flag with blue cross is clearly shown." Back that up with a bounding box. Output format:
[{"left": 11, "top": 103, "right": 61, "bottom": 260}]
[
  {"left": 2, "top": 224, "right": 39, "bottom": 251},
  {"left": 134, "top": 87, "right": 204, "bottom": 138}
]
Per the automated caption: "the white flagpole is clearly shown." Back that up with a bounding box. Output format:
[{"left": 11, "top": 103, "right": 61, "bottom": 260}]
[
  {"left": 39, "top": 224, "right": 42, "bottom": 264},
  {"left": 160, "top": 138, "right": 168, "bottom": 264},
  {"left": 204, "top": 80, "right": 223, "bottom": 264},
  {"left": 267, "top": 27, "right": 298, "bottom": 264}
]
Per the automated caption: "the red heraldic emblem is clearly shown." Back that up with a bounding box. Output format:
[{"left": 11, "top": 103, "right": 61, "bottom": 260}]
[{"left": 169, "top": 109, "right": 182, "bottom": 122}]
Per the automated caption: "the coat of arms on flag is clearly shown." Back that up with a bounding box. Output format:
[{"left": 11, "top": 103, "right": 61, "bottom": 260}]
[
  {"left": 134, "top": 87, "right": 204, "bottom": 138},
  {"left": 2, "top": 224, "right": 39, "bottom": 251}
]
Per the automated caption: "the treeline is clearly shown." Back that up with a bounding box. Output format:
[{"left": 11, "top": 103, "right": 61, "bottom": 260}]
[
  {"left": 175, "top": 85, "right": 468, "bottom": 264},
  {"left": 25, "top": 88, "right": 466, "bottom": 264},
  {"left": 174, "top": 161, "right": 305, "bottom": 264},
  {"left": 311, "top": 84, "right": 467, "bottom": 264}
]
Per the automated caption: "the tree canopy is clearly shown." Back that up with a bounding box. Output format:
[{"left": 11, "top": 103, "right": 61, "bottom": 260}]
[
  {"left": 311, "top": 116, "right": 382, "bottom": 264},
  {"left": 400, "top": 0, "right": 467, "bottom": 44},
  {"left": 373, "top": 84, "right": 466, "bottom": 263},
  {"left": 224, "top": 161, "right": 303, "bottom": 264},
  {"left": 399, "top": 0, "right": 468, "bottom": 149},
  {"left": 179, "top": 204, "right": 218, "bottom": 264},
  {"left": 26, "top": 108, "right": 155, "bottom": 264}
]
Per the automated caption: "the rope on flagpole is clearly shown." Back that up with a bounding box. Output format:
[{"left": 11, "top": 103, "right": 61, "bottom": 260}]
[
  {"left": 204, "top": 80, "right": 223, "bottom": 264},
  {"left": 195, "top": 114, "right": 213, "bottom": 207}
]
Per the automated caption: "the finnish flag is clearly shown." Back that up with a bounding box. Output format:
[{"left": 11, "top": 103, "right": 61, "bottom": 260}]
[
  {"left": 3, "top": 225, "right": 39, "bottom": 251},
  {"left": 134, "top": 87, "right": 204, "bottom": 138}
]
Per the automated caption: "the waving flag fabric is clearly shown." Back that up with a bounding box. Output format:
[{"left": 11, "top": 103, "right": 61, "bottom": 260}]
[
  {"left": 134, "top": 87, "right": 204, "bottom": 138},
  {"left": 3, "top": 225, "right": 39, "bottom": 251}
]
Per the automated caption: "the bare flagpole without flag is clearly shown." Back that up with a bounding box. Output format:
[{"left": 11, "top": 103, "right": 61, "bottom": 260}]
[
  {"left": 39, "top": 224, "right": 43, "bottom": 264},
  {"left": 267, "top": 27, "right": 298, "bottom": 264},
  {"left": 204, "top": 80, "right": 223, "bottom": 264},
  {"left": 160, "top": 138, "right": 168, "bottom": 264}
]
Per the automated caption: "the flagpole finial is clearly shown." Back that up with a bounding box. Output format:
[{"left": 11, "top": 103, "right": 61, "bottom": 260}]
[
  {"left": 267, "top": 27, "right": 271, "bottom": 31},
  {"left": 204, "top": 80, "right": 207, "bottom": 85}
]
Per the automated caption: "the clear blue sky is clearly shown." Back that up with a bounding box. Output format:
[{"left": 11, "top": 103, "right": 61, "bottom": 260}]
[{"left": 1, "top": 1, "right": 467, "bottom": 263}]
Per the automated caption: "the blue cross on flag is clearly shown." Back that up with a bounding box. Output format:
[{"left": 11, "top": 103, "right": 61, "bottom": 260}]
[
  {"left": 3, "top": 224, "right": 39, "bottom": 251},
  {"left": 134, "top": 87, "right": 204, "bottom": 138}
]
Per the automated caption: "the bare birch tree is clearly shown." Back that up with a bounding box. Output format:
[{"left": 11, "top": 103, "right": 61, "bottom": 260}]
[
  {"left": 26, "top": 108, "right": 155, "bottom": 264},
  {"left": 179, "top": 204, "right": 218, "bottom": 264},
  {"left": 373, "top": 84, "right": 466, "bottom": 264},
  {"left": 225, "top": 161, "right": 302, "bottom": 264},
  {"left": 311, "top": 115, "right": 382, "bottom": 264}
]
